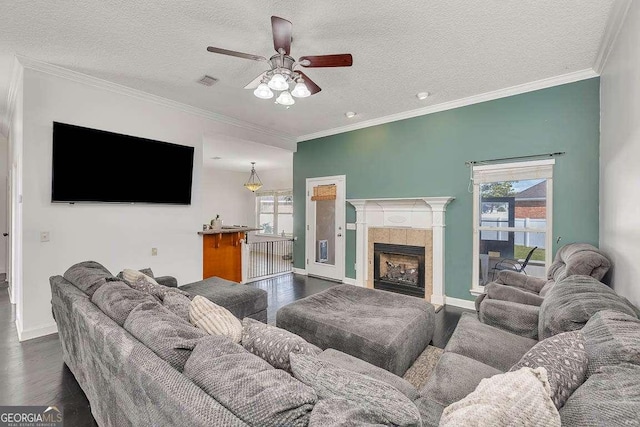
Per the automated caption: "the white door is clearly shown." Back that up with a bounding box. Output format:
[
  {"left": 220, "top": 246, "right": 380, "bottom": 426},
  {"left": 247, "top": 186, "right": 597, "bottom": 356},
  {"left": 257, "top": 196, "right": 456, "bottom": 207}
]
[{"left": 305, "top": 175, "right": 346, "bottom": 281}]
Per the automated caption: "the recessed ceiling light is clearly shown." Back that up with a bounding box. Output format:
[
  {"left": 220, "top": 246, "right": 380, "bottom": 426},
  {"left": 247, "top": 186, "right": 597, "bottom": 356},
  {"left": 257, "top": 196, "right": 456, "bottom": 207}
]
[
  {"left": 416, "top": 92, "right": 430, "bottom": 100},
  {"left": 211, "top": 156, "right": 222, "bottom": 160},
  {"left": 345, "top": 112, "right": 357, "bottom": 118}
]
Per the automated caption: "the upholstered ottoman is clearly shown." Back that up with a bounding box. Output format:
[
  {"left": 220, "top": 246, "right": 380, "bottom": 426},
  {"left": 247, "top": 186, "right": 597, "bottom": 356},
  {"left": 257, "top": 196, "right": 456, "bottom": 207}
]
[
  {"left": 180, "top": 277, "right": 268, "bottom": 322},
  {"left": 276, "top": 284, "right": 435, "bottom": 376}
]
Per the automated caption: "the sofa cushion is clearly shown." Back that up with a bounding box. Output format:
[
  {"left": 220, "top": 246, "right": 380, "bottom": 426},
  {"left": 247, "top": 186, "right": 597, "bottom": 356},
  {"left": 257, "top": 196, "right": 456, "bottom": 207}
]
[
  {"left": 539, "top": 275, "right": 639, "bottom": 340},
  {"left": 184, "top": 335, "right": 316, "bottom": 427},
  {"left": 559, "top": 363, "right": 640, "bottom": 427},
  {"left": 420, "top": 352, "right": 501, "bottom": 407},
  {"left": 413, "top": 397, "right": 445, "bottom": 427},
  {"left": 63, "top": 260, "right": 118, "bottom": 297},
  {"left": 477, "top": 298, "right": 541, "bottom": 340},
  {"left": 290, "top": 353, "right": 421, "bottom": 427},
  {"left": 445, "top": 312, "right": 537, "bottom": 371},
  {"left": 190, "top": 296, "right": 242, "bottom": 343},
  {"left": 308, "top": 398, "right": 393, "bottom": 427},
  {"left": 124, "top": 301, "right": 207, "bottom": 372},
  {"left": 510, "top": 331, "right": 587, "bottom": 409},
  {"left": 318, "top": 348, "right": 419, "bottom": 401},
  {"left": 546, "top": 243, "right": 610, "bottom": 282},
  {"left": 440, "top": 367, "right": 560, "bottom": 427},
  {"left": 241, "top": 318, "right": 321, "bottom": 372},
  {"left": 582, "top": 310, "right": 640, "bottom": 376},
  {"left": 180, "top": 277, "right": 268, "bottom": 319},
  {"left": 91, "top": 280, "right": 157, "bottom": 326},
  {"left": 162, "top": 292, "right": 191, "bottom": 323},
  {"left": 122, "top": 268, "right": 191, "bottom": 301}
]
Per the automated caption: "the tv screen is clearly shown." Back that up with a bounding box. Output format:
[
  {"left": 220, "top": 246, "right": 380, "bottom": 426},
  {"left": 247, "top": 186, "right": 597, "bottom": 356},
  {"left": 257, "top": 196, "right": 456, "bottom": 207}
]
[{"left": 52, "top": 122, "right": 194, "bottom": 204}]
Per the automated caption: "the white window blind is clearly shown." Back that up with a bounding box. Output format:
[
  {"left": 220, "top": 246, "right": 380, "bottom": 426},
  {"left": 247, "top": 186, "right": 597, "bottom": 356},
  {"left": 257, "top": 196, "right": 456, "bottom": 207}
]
[{"left": 473, "top": 159, "right": 554, "bottom": 184}]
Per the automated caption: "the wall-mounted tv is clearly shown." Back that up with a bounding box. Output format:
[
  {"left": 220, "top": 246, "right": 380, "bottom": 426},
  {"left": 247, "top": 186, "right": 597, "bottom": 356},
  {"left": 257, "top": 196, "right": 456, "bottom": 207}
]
[{"left": 52, "top": 122, "right": 194, "bottom": 205}]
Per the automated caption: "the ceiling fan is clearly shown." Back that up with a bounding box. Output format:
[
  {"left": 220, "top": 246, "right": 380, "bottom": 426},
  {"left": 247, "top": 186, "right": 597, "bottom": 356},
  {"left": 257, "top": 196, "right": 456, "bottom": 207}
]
[{"left": 207, "top": 16, "right": 353, "bottom": 106}]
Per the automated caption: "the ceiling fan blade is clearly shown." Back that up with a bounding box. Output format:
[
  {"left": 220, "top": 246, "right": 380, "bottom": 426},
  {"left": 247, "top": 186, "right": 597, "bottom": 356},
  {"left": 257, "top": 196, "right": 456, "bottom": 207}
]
[
  {"left": 296, "top": 71, "right": 321, "bottom": 95},
  {"left": 271, "top": 16, "right": 292, "bottom": 55},
  {"left": 299, "top": 54, "right": 353, "bottom": 68},
  {"left": 244, "top": 71, "right": 268, "bottom": 89},
  {"left": 207, "top": 46, "right": 266, "bottom": 62}
]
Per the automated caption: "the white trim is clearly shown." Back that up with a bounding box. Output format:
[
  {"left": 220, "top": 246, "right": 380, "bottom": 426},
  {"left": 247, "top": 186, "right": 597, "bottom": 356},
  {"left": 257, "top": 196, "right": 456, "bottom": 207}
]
[
  {"left": 445, "top": 296, "right": 476, "bottom": 311},
  {"left": 13, "top": 55, "right": 296, "bottom": 149},
  {"left": 472, "top": 159, "right": 555, "bottom": 172},
  {"left": 292, "top": 267, "right": 307, "bottom": 275},
  {"left": 16, "top": 321, "right": 58, "bottom": 342},
  {"left": 342, "top": 277, "right": 358, "bottom": 286},
  {"left": 297, "top": 69, "right": 598, "bottom": 142},
  {"left": 346, "top": 223, "right": 356, "bottom": 231},
  {"left": 7, "top": 285, "right": 13, "bottom": 303},
  {"left": 593, "top": 0, "right": 633, "bottom": 74},
  {"left": 470, "top": 287, "right": 485, "bottom": 297},
  {"left": 1, "top": 58, "right": 24, "bottom": 137}
]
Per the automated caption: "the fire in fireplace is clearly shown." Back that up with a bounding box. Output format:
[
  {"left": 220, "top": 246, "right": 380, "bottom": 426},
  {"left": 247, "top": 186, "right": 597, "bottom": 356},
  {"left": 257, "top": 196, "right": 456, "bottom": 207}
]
[{"left": 373, "top": 243, "right": 425, "bottom": 297}]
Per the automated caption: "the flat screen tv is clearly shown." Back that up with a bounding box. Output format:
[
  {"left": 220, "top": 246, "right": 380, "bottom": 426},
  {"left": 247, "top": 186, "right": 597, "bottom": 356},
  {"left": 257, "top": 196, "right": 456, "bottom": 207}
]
[{"left": 52, "top": 122, "right": 194, "bottom": 204}]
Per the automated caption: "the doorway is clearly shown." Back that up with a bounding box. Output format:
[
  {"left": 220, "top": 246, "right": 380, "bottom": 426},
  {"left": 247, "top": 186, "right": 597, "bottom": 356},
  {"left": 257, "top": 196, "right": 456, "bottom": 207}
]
[{"left": 305, "top": 175, "right": 346, "bottom": 282}]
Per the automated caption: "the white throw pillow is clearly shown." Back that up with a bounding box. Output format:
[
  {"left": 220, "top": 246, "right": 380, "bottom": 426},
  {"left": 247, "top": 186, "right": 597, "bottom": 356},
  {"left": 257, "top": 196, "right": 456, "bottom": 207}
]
[
  {"left": 122, "top": 268, "right": 160, "bottom": 286},
  {"left": 189, "top": 295, "right": 242, "bottom": 343}
]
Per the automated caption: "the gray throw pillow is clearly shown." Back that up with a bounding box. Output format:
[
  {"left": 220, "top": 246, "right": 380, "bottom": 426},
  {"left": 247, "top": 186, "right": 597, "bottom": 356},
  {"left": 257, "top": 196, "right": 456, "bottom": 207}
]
[
  {"left": 184, "top": 335, "right": 317, "bottom": 427},
  {"left": 318, "top": 348, "right": 419, "bottom": 401},
  {"left": 241, "top": 318, "right": 321, "bottom": 372},
  {"left": 582, "top": 310, "right": 640, "bottom": 377},
  {"left": 162, "top": 292, "right": 191, "bottom": 323},
  {"left": 91, "top": 281, "right": 157, "bottom": 326},
  {"left": 63, "top": 260, "right": 118, "bottom": 297},
  {"left": 124, "top": 301, "right": 207, "bottom": 372},
  {"left": 290, "top": 353, "right": 422, "bottom": 427},
  {"left": 510, "top": 330, "right": 587, "bottom": 409},
  {"left": 308, "top": 398, "right": 391, "bottom": 427},
  {"left": 539, "top": 275, "right": 639, "bottom": 340},
  {"left": 125, "top": 272, "right": 191, "bottom": 302},
  {"left": 560, "top": 363, "right": 640, "bottom": 427}
]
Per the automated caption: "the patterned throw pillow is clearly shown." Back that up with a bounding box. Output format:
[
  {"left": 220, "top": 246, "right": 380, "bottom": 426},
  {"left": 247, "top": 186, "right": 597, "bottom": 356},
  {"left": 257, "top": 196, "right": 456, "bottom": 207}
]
[
  {"left": 510, "top": 330, "right": 588, "bottom": 409},
  {"left": 241, "top": 318, "right": 321, "bottom": 372},
  {"left": 290, "top": 353, "right": 422, "bottom": 427},
  {"left": 189, "top": 296, "right": 242, "bottom": 343},
  {"left": 121, "top": 268, "right": 190, "bottom": 301}
]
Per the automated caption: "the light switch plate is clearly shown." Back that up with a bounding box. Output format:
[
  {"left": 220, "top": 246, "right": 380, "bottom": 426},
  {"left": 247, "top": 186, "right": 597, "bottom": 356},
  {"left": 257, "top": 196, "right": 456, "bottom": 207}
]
[
  {"left": 40, "top": 231, "right": 50, "bottom": 242},
  {"left": 151, "top": 248, "right": 158, "bottom": 256}
]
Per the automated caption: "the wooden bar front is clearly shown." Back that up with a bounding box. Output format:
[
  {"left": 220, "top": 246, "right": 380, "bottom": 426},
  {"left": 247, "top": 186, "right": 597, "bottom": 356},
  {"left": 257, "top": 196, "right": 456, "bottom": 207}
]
[{"left": 202, "top": 231, "right": 243, "bottom": 282}]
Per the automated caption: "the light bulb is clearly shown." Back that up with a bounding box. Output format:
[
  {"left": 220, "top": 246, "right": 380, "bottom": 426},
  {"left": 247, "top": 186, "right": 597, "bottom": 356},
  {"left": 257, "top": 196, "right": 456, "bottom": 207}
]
[
  {"left": 291, "top": 81, "right": 311, "bottom": 98},
  {"left": 275, "top": 91, "right": 295, "bottom": 106},
  {"left": 253, "top": 83, "right": 274, "bottom": 99},
  {"left": 267, "top": 73, "right": 289, "bottom": 91}
]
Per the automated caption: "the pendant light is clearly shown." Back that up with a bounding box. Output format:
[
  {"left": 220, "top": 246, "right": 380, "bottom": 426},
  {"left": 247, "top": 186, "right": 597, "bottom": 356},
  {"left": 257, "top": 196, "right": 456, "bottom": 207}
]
[{"left": 243, "top": 162, "right": 263, "bottom": 192}]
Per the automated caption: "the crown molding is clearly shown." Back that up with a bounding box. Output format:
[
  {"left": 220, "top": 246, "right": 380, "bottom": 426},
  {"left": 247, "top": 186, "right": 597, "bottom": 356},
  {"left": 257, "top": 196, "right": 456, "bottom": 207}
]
[
  {"left": 594, "top": 0, "right": 633, "bottom": 74},
  {"left": 297, "top": 68, "right": 599, "bottom": 142},
  {"left": 13, "top": 55, "right": 296, "bottom": 146}
]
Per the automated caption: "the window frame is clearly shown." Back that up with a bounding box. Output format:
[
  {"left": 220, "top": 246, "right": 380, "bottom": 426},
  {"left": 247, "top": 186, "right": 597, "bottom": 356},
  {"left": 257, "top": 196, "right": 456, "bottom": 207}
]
[
  {"left": 471, "top": 159, "right": 554, "bottom": 294},
  {"left": 255, "top": 189, "right": 293, "bottom": 237}
]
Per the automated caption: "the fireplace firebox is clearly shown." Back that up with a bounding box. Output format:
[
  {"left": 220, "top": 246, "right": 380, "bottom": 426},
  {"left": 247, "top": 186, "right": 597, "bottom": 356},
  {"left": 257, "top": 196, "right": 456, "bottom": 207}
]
[{"left": 373, "top": 243, "right": 425, "bottom": 298}]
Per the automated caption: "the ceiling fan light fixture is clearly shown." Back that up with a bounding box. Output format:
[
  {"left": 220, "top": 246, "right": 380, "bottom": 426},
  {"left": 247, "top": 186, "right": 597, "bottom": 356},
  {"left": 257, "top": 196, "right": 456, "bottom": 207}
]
[
  {"left": 276, "top": 90, "right": 295, "bottom": 106},
  {"left": 291, "top": 81, "right": 311, "bottom": 98},
  {"left": 268, "top": 73, "right": 289, "bottom": 91},
  {"left": 254, "top": 83, "right": 274, "bottom": 99}
]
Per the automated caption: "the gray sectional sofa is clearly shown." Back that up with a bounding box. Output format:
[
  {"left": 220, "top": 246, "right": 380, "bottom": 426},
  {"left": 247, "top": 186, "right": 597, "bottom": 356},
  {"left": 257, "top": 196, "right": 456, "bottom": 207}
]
[{"left": 51, "top": 260, "right": 640, "bottom": 426}]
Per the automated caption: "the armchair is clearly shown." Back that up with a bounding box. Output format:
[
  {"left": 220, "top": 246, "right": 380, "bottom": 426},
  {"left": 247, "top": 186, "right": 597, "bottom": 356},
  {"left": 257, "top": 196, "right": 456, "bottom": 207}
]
[{"left": 475, "top": 243, "right": 611, "bottom": 338}]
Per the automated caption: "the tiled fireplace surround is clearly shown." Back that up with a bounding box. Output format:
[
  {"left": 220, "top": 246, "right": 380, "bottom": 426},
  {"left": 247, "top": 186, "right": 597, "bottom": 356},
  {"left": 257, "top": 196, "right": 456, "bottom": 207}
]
[{"left": 347, "top": 198, "right": 454, "bottom": 305}]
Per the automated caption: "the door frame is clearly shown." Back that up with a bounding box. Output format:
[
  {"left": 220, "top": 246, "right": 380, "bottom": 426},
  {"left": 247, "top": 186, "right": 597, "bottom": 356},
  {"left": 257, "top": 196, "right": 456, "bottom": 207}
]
[{"left": 305, "top": 175, "right": 346, "bottom": 281}]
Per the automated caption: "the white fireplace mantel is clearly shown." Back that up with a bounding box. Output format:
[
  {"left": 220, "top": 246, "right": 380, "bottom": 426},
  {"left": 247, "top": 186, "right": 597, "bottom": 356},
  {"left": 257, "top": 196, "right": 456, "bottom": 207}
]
[{"left": 347, "top": 197, "right": 454, "bottom": 305}]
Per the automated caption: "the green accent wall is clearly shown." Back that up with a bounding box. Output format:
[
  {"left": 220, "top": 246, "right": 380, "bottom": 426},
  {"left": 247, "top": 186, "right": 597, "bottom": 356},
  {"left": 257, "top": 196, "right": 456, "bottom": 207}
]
[{"left": 294, "top": 79, "right": 600, "bottom": 300}]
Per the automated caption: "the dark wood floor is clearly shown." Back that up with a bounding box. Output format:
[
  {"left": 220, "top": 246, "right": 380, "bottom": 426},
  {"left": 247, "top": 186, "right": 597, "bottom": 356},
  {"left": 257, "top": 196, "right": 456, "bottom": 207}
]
[{"left": 0, "top": 273, "right": 470, "bottom": 426}]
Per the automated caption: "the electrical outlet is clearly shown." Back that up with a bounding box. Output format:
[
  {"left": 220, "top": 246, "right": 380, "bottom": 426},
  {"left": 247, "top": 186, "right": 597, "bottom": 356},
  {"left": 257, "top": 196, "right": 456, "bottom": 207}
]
[
  {"left": 40, "top": 231, "right": 50, "bottom": 242},
  {"left": 151, "top": 248, "right": 158, "bottom": 256}
]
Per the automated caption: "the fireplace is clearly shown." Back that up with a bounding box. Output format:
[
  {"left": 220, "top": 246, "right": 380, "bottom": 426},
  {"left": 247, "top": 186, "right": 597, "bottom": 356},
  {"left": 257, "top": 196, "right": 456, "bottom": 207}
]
[{"left": 374, "top": 243, "right": 425, "bottom": 297}]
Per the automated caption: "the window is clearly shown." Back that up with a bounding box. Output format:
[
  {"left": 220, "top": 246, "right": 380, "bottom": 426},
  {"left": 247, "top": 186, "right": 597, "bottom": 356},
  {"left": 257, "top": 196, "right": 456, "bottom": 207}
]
[
  {"left": 256, "top": 190, "right": 293, "bottom": 236},
  {"left": 471, "top": 160, "right": 554, "bottom": 292}
]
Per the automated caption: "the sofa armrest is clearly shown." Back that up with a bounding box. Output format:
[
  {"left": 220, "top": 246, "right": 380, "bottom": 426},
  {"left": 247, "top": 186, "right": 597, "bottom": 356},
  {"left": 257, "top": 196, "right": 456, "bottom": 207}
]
[
  {"left": 484, "top": 282, "right": 544, "bottom": 306},
  {"left": 495, "top": 270, "right": 547, "bottom": 293},
  {"left": 478, "top": 299, "right": 539, "bottom": 340},
  {"left": 155, "top": 275, "right": 178, "bottom": 288}
]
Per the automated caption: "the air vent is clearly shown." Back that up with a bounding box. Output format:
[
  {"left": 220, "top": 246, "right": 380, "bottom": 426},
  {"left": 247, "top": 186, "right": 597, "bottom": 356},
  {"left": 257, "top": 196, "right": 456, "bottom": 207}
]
[{"left": 197, "top": 75, "right": 218, "bottom": 86}]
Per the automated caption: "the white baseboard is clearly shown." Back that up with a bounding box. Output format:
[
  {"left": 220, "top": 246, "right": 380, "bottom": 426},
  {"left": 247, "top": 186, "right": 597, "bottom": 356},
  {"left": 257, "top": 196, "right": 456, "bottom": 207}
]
[
  {"left": 342, "top": 277, "right": 358, "bottom": 286},
  {"left": 16, "top": 321, "right": 58, "bottom": 342},
  {"left": 445, "top": 296, "right": 476, "bottom": 310},
  {"left": 292, "top": 267, "right": 307, "bottom": 276}
]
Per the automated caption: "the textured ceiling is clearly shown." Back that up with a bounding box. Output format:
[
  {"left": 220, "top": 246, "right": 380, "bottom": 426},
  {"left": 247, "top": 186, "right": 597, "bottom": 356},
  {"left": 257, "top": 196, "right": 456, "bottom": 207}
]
[{"left": 0, "top": 0, "right": 615, "bottom": 139}]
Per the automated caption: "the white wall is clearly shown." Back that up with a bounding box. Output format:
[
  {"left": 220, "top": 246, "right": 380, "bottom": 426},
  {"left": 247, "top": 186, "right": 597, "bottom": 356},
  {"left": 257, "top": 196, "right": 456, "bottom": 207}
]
[
  {"left": 600, "top": 1, "right": 640, "bottom": 307},
  {"left": 14, "top": 65, "right": 287, "bottom": 340},
  {"left": 201, "top": 167, "right": 256, "bottom": 227},
  {"left": 257, "top": 166, "right": 293, "bottom": 192},
  {"left": 0, "top": 135, "right": 7, "bottom": 274}
]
